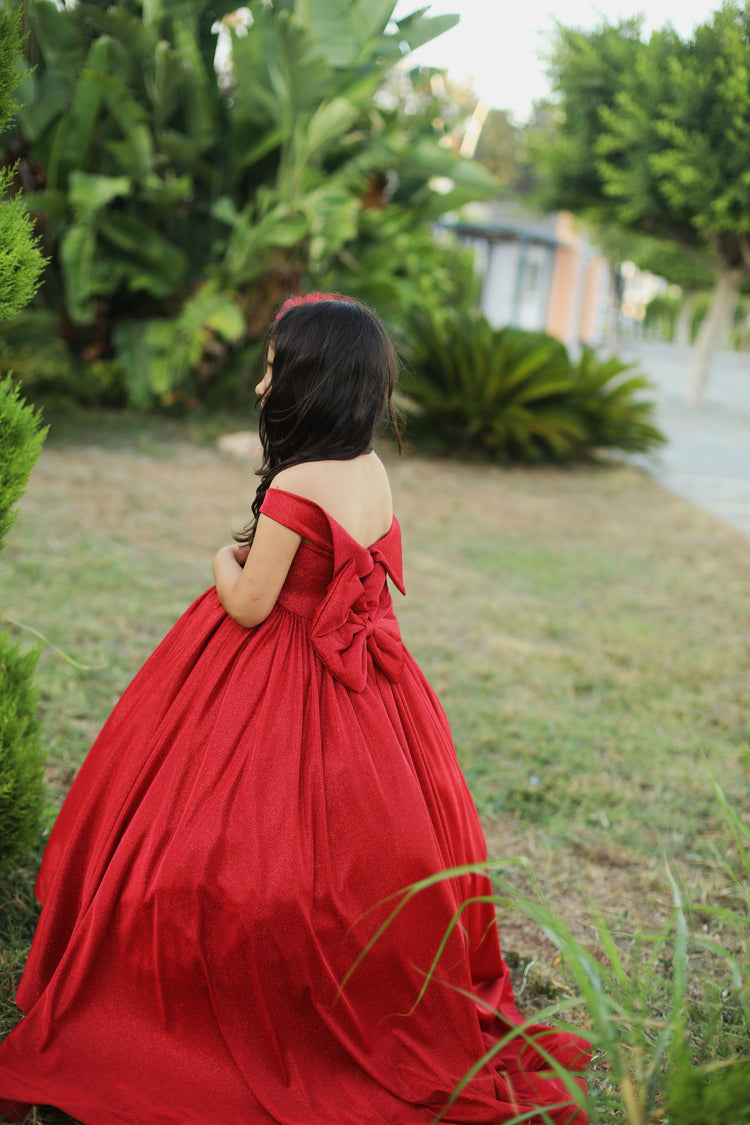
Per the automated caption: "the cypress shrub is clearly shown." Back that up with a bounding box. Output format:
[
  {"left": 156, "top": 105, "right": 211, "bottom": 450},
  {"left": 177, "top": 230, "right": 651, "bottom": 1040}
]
[
  {"left": 0, "top": 375, "right": 47, "bottom": 872},
  {"left": 0, "top": 633, "right": 44, "bottom": 873},
  {"left": 0, "top": 9, "right": 48, "bottom": 873},
  {"left": 0, "top": 374, "right": 47, "bottom": 552}
]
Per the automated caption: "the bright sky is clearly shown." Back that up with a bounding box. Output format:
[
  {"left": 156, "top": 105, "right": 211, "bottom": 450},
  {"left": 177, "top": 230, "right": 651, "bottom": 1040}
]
[{"left": 392, "top": 0, "right": 723, "bottom": 122}]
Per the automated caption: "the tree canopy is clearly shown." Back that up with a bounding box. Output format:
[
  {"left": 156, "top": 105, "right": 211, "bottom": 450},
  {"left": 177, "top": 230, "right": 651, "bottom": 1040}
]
[{"left": 532, "top": 2, "right": 750, "bottom": 399}]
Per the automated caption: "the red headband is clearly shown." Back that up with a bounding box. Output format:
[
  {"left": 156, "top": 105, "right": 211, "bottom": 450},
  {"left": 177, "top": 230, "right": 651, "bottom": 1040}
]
[{"left": 274, "top": 291, "right": 350, "bottom": 321}]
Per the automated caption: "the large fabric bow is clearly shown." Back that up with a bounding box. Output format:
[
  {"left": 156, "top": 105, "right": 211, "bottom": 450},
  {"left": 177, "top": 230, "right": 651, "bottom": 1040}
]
[{"left": 310, "top": 557, "right": 404, "bottom": 692}]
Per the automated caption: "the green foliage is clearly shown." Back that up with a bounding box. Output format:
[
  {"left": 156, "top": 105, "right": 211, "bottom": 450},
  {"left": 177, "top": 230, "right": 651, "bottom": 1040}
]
[
  {"left": 0, "top": 18, "right": 48, "bottom": 876},
  {"left": 531, "top": 18, "right": 645, "bottom": 223},
  {"left": 403, "top": 308, "right": 664, "bottom": 462},
  {"left": 534, "top": 9, "right": 750, "bottom": 263},
  {"left": 568, "top": 346, "right": 665, "bottom": 454},
  {"left": 0, "top": 4, "right": 22, "bottom": 133},
  {"left": 113, "top": 281, "right": 247, "bottom": 408},
  {"left": 643, "top": 294, "right": 682, "bottom": 340},
  {"left": 596, "top": 227, "right": 714, "bottom": 295},
  {"left": 0, "top": 373, "right": 47, "bottom": 555},
  {"left": 1, "top": 0, "right": 497, "bottom": 406},
  {"left": 321, "top": 208, "right": 481, "bottom": 338},
  {"left": 0, "top": 632, "right": 44, "bottom": 875},
  {"left": 531, "top": 4, "right": 750, "bottom": 390},
  {"left": 0, "top": 378, "right": 47, "bottom": 873},
  {"left": 0, "top": 7, "right": 45, "bottom": 322},
  {"left": 0, "top": 166, "right": 46, "bottom": 322},
  {"left": 0, "top": 325, "right": 128, "bottom": 408},
  {"left": 666, "top": 1036, "right": 750, "bottom": 1125}
]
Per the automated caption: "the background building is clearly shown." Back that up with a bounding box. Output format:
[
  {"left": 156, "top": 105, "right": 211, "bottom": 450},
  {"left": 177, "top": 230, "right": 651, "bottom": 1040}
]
[{"left": 449, "top": 202, "right": 611, "bottom": 350}]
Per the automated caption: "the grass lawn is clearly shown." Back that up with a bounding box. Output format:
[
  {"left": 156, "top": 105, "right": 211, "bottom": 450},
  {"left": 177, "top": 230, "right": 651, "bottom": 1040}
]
[{"left": 1, "top": 408, "right": 749, "bottom": 1123}]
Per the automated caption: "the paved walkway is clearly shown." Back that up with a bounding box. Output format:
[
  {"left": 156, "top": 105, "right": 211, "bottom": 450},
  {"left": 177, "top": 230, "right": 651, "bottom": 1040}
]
[{"left": 619, "top": 339, "right": 750, "bottom": 542}]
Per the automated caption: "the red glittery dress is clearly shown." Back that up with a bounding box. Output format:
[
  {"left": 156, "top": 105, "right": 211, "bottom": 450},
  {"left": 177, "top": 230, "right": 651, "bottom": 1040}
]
[{"left": 0, "top": 489, "right": 589, "bottom": 1124}]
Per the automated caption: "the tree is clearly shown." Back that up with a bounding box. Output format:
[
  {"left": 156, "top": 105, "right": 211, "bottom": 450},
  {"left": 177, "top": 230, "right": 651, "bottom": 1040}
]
[
  {"left": 474, "top": 108, "right": 533, "bottom": 195},
  {"left": 595, "top": 226, "right": 715, "bottom": 353},
  {"left": 532, "top": 4, "right": 750, "bottom": 401}
]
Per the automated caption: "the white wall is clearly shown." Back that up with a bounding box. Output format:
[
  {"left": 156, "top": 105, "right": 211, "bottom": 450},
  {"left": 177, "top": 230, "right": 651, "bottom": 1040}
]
[
  {"left": 516, "top": 242, "right": 552, "bottom": 331},
  {"left": 478, "top": 239, "right": 554, "bottom": 332},
  {"left": 480, "top": 241, "right": 520, "bottom": 328}
]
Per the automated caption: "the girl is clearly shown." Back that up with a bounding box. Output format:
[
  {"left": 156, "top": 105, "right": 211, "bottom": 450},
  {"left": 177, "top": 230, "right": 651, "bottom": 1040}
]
[{"left": 0, "top": 294, "right": 589, "bottom": 1124}]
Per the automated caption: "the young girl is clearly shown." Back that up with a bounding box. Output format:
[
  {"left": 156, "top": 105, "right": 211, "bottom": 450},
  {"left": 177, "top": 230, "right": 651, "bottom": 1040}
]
[{"left": 0, "top": 294, "right": 589, "bottom": 1125}]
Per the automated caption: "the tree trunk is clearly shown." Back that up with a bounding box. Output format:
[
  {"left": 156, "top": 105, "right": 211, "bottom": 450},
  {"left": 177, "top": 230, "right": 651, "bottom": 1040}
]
[
  {"left": 686, "top": 270, "right": 740, "bottom": 404},
  {"left": 674, "top": 290, "right": 700, "bottom": 357},
  {"left": 605, "top": 264, "right": 623, "bottom": 350}
]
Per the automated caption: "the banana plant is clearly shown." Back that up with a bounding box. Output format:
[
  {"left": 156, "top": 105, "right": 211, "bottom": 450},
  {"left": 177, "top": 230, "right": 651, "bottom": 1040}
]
[{"left": 2, "top": 0, "right": 498, "bottom": 405}]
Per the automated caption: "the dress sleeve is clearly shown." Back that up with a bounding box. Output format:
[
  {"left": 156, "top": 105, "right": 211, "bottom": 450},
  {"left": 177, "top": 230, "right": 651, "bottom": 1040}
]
[{"left": 260, "top": 488, "right": 331, "bottom": 546}]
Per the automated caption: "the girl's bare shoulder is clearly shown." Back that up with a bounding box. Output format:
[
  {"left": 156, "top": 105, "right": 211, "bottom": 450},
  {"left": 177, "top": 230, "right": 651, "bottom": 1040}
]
[
  {"left": 272, "top": 456, "right": 392, "bottom": 544},
  {"left": 272, "top": 454, "right": 389, "bottom": 495}
]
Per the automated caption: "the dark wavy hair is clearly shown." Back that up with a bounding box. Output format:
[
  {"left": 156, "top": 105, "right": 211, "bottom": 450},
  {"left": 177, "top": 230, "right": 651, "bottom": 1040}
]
[{"left": 236, "top": 293, "right": 402, "bottom": 547}]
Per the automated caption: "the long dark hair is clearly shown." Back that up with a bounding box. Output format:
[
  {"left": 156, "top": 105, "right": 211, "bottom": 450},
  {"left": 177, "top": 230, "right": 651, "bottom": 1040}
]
[{"left": 236, "top": 293, "right": 402, "bottom": 547}]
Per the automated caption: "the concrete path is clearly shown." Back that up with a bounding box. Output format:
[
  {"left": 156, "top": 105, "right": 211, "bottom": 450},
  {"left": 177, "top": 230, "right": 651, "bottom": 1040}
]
[{"left": 618, "top": 339, "right": 750, "bottom": 542}]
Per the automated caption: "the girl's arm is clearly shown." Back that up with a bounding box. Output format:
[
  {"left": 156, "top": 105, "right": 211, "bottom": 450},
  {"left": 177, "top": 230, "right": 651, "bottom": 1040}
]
[{"left": 213, "top": 514, "right": 301, "bottom": 628}]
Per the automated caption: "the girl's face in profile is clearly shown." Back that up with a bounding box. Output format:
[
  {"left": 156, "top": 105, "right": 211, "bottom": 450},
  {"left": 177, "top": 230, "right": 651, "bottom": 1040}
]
[{"left": 256, "top": 344, "right": 274, "bottom": 399}]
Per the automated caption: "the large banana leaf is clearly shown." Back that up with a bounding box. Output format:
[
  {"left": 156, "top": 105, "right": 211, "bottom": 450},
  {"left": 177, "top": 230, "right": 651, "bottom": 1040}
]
[
  {"left": 97, "top": 213, "right": 188, "bottom": 293},
  {"left": 17, "top": 78, "right": 69, "bottom": 145},
  {"left": 172, "top": 20, "right": 216, "bottom": 154},
  {"left": 229, "top": 5, "right": 333, "bottom": 134},
  {"left": 114, "top": 282, "right": 245, "bottom": 406},
  {"left": 60, "top": 40, "right": 112, "bottom": 174},
  {"left": 278, "top": 97, "right": 362, "bottom": 199},
  {"left": 59, "top": 222, "right": 101, "bottom": 324},
  {"left": 396, "top": 137, "right": 500, "bottom": 217},
  {"left": 394, "top": 7, "right": 461, "bottom": 54},
  {"left": 30, "top": 0, "right": 85, "bottom": 85},
  {"left": 299, "top": 0, "right": 397, "bottom": 67},
  {"left": 112, "top": 318, "right": 175, "bottom": 406},
  {"left": 68, "top": 171, "right": 132, "bottom": 214}
]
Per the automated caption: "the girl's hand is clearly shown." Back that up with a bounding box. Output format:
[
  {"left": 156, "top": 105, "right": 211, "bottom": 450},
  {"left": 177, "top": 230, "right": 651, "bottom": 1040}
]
[
  {"left": 213, "top": 518, "right": 301, "bottom": 628},
  {"left": 213, "top": 543, "right": 249, "bottom": 569},
  {"left": 233, "top": 543, "right": 251, "bottom": 567}
]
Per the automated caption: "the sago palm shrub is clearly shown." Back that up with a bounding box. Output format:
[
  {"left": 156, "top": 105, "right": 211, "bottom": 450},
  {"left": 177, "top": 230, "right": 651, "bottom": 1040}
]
[
  {"left": 403, "top": 308, "right": 587, "bottom": 462},
  {"left": 403, "top": 308, "right": 664, "bottom": 462},
  {"left": 568, "top": 347, "right": 666, "bottom": 456}
]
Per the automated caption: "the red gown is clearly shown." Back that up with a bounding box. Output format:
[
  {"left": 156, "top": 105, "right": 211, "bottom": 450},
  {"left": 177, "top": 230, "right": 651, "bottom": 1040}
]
[{"left": 0, "top": 489, "right": 589, "bottom": 1124}]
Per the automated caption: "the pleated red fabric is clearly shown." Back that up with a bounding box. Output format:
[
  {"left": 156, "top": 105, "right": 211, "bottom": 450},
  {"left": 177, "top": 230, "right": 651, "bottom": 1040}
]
[{"left": 0, "top": 490, "right": 589, "bottom": 1124}]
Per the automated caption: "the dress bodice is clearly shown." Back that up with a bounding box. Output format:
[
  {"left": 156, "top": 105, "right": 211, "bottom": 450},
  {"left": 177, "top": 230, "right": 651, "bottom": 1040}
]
[{"left": 260, "top": 488, "right": 406, "bottom": 692}]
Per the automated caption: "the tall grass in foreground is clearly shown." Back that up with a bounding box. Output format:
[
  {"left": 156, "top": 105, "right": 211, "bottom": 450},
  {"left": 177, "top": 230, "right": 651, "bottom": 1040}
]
[
  {"left": 355, "top": 783, "right": 750, "bottom": 1125},
  {"left": 502, "top": 782, "right": 750, "bottom": 1124}
]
